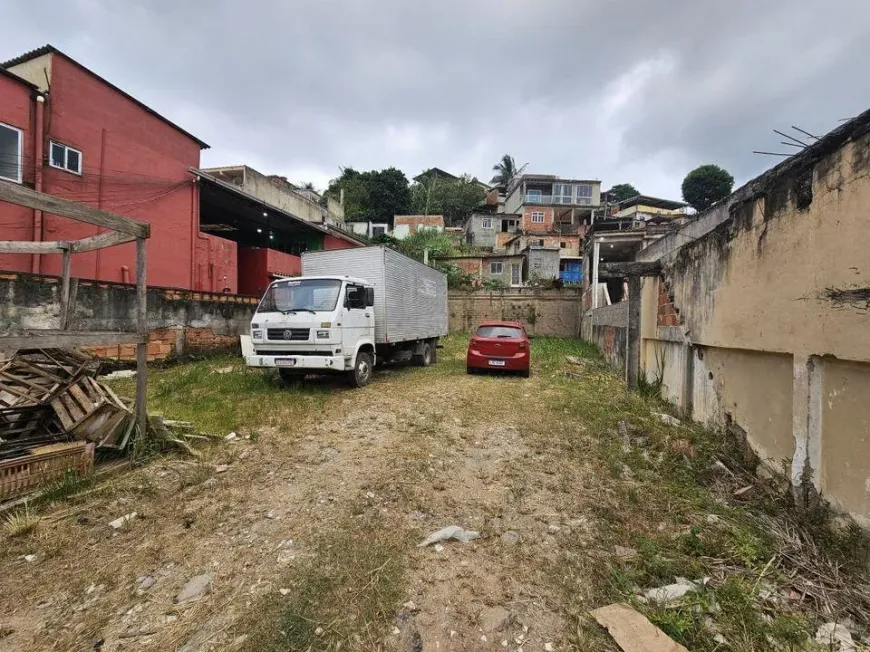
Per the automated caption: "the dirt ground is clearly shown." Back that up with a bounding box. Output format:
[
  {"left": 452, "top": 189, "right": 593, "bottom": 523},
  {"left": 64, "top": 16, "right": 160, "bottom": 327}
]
[{"left": 1, "top": 337, "right": 867, "bottom": 651}]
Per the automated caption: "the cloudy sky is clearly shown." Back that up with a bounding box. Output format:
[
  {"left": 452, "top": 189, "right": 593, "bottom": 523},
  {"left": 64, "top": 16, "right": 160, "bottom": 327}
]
[{"left": 2, "top": 0, "right": 869, "bottom": 197}]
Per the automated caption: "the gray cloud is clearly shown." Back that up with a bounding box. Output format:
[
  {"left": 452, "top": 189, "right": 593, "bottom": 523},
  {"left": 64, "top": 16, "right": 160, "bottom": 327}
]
[{"left": 3, "top": 0, "right": 869, "bottom": 196}]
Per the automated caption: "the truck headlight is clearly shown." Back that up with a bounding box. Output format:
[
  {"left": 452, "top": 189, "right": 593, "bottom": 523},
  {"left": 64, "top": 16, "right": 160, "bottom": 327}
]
[
  {"left": 316, "top": 330, "right": 330, "bottom": 339},
  {"left": 252, "top": 330, "right": 263, "bottom": 339}
]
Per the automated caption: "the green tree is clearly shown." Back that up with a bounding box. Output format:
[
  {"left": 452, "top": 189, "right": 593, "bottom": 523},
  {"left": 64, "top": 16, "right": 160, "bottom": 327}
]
[
  {"left": 605, "top": 183, "right": 639, "bottom": 203},
  {"left": 681, "top": 164, "right": 734, "bottom": 212},
  {"left": 324, "top": 167, "right": 411, "bottom": 223},
  {"left": 409, "top": 174, "right": 486, "bottom": 226},
  {"left": 490, "top": 154, "right": 517, "bottom": 190},
  {"left": 397, "top": 228, "right": 455, "bottom": 262}
]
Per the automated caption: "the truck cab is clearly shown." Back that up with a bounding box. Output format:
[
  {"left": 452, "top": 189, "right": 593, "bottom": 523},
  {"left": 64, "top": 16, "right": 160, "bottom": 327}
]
[{"left": 245, "top": 276, "right": 377, "bottom": 387}]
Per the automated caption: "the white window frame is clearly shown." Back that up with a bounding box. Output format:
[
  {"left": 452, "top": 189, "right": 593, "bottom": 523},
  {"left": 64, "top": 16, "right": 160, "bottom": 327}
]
[
  {"left": 49, "top": 140, "right": 83, "bottom": 175},
  {"left": 531, "top": 211, "right": 545, "bottom": 224},
  {"left": 553, "top": 183, "right": 573, "bottom": 204},
  {"left": 575, "top": 184, "right": 592, "bottom": 205},
  {"left": 0, "top": 122, "right": 23, "bottom": 183},
  {"left": 489, "top": 261, "right": 503, "bottom": 275},
  {"left": 481, "top": 217, "right": 493, "bottom": 229},
  {"left": 511, "top": 262, "right": 521, "bottom": 286},
  {"left": 525, "top": 189, "right": 542, "bottom": 203}
]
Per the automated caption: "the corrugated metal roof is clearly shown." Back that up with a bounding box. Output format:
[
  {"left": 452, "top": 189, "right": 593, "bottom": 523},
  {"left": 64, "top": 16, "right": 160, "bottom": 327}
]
[{"left": 1, "top": 44, "right": 209, "bottom": 149}]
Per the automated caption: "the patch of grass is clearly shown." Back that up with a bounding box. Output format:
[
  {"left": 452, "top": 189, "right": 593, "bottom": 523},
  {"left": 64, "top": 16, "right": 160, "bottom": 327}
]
[
  {"left": 34, "top": 469, "right": 94, "bottom": 506},
  {"left": 3, "top": 505, "right": 42, "bottom": 538},
  {"left": 238, "top": 512, "right": 413, "bottom": 652}
]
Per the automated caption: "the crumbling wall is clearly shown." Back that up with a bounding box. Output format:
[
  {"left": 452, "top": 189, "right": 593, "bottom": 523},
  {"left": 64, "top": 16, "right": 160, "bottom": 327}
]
[
  {"left": 637, "top": 109, "right": 870, "bottom": 522},
  {"left": 0, "top": 272, "right": 256, "bottom": 360},
  {"left": 581, "top": 302, "right": 628, "bottom": 372},
  {"left": 449, "top": 288, "right": 582, "bottom": 337}
]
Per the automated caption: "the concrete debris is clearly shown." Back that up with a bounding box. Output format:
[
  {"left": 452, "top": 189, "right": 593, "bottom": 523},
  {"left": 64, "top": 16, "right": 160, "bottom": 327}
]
[
  {"left": 101, "top": 370, "right": 137, "bottom": 380},
  {"left": 418, "top": 525, "right": 480, "bottom": 547},
  {"left": 433, "top": 544, "right": 445, "bottom": 553},
  {"left": 402, "top": 601, "right": 418, "bottom": 611},
  {"left": 501, "top": 530, "right": 521, "bottom": 545},
  {"left": 479, "top": 606, "right": 513, "bottom": 633},
  {"left": 566, "top": 356, "right": 585, "bottom": 366},
  {"left": 653, "top": 413, "right": 681, "bottom": 427},
  {"left": 264, "top": 511, "right": 276, "bottom": 520},
  {"left": 592, "top": 602, "right": 689, "bottom": 652},
  {"left": 640, "top": 578, "right": 703, "bottom": 606},
  {"left": 548, "top": 524, "right": 561, "bottom": 534},
  {"left": 108, "top": 512, "right": 138, "bottom": 530},
  {"left": 545, "top": 644, "right": 554, "bottom": 652},
  {"left": 713, "top": 634, "right": 727, "bottom": 645},
  {"left": 314, "top": 627, "right": 324, "bottom": 636},
  {"left": 214, "top": 464, "right": 229, "bottom": 473},
  {"left": 215, "top": 366, "right": 234, "bottom": 375},
  {"left": 706, "top": 514, "right": 720, "bottom": 525},
  {"left": 175, "top": 573, "right": 213, "bottom": 603},
  {"left": 279, "top": 588, "right": 291, "bottom": 596},
  {"left": 224, "top": 432, "right": 237, "bottom": 441},
  {"left": 137, "top": 575, "right": 156, "bottom": 591},
  {"left": 815, "top": 623, "right": 855, "bottom": 651},
  {"left": 320, "top": 446, "right": 340, "bottom": 462},
  {"left": 23, "top": 554, "right": 37, "bottom": 563}
]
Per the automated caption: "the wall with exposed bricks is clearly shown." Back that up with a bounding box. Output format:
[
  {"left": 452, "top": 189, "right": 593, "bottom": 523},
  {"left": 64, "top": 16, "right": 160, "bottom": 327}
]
[
  {"left": 0, "top": 272, "right": 256, "bottom": 361},
  {"left": 580, "top": 301, "right": 627, "bottom": 372}
]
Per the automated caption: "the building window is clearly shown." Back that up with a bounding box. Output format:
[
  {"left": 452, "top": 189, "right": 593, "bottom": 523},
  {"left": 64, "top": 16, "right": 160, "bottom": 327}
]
[
  {"left": 49, "top": 141, "right": 83, "bottom": 175},
  {"left": 575, "top": 184, "right": 592, "bottom": 205},
  {"left": 525, "top": 189, "right": 542, "bottom": 203},
  {"left": 0, "top": 122, "right": 22, "bottom": 183},
  {"left": 490, "top": 261, "right": 503, "bottom": 275},
  {"left": 481, "top": 217, "right": 492, "bottom": 229},
  {"left": 560, "top": 241, "right": 566, "bottom": 248},
  {"left": 554, "top": 183, "right": 573, "bottom": 204},
  {"left": 531, "top": 211, "right": 545, "bottom": 224}
]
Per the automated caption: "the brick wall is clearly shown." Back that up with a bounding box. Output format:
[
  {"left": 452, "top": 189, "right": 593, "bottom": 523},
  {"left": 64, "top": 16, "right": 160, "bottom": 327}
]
[
  {"left": 0, "top": 272, "right": 257, "bottom": 361},
  {"left": 657, "top": 279, "right": 680, "bottom": 327},
  {"left": 448, "top": 288, "right": 582, "bottom": 337}
]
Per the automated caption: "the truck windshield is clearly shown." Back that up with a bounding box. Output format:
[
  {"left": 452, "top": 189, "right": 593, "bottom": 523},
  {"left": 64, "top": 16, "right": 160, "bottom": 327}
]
[{"left": 257, "top": 279, "right": 342, "bottom": 313}]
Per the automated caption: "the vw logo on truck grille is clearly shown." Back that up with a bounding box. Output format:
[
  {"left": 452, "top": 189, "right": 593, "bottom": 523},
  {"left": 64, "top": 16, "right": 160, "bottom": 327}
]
[{"left": 283, "top": 329, "right": 292, "bottom": 340}]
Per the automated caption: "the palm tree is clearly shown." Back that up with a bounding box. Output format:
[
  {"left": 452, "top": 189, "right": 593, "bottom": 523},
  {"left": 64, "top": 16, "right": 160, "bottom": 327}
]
[{"left": 490, "top": 154, "right": 517, "bottom": 189}]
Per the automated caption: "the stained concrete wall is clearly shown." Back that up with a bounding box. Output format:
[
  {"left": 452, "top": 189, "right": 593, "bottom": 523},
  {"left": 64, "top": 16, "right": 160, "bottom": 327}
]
[
  {"left": 448, "top": 288, "right": 582, "bottom": 337},
  {"left": 581, "top": 301, "right": 627, "bottom": 372},
  {"left": 621, "top": 109, "right": 870, "bottom": 523},
  {"left": 0, "top": 271, "right": 256, "bottom": 360}
]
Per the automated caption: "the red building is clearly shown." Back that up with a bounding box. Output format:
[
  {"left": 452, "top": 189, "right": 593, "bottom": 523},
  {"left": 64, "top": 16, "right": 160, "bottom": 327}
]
[{"left": 0, "top": 45, "right": 362, "bottom": 294}]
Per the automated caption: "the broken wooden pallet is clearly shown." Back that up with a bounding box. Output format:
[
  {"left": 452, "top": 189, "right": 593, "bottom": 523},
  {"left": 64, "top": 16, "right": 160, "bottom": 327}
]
[{"left": 51, "top": 375, "right": 132, "bottom": 449}]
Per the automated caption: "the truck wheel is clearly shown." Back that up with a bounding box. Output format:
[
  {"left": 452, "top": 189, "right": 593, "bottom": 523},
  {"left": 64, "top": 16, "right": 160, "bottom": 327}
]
[
  {"left": 413, "top": 342, "right": 433, "bottom": 367},
  {"left": 349, "top": 352, "right": 373, "bottom": 388},
  {"left": 429, "top": 339, "right": 438, "bottom": 364},
  {"left": 279, "top": 369, "right": 304, "bottom": 386}
]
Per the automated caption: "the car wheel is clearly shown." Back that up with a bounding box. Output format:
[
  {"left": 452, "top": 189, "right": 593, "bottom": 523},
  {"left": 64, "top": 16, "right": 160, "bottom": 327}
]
[
  {"left": 349, "top": 352, "right": 373, "bottom": 388},
  {"left": 466, "top": 366, "right": 477, "bottom": 375},
  {"left": 520, "top": 368, "right": 530, "bottom": 379},
  {"left": 413, "top": 342, "right": 433, "bottom": 367}
]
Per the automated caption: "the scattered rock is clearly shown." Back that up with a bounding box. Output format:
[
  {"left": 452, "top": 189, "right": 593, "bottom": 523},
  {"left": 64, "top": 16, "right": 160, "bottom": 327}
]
[
  {"left": 102, "top": 369, "right": 137, "bottom": 380},
  {"left": 279, "top": 588, "right": 291, "bottom": 596},
  {"left": 402, "top": 600, "right": 418, "bottom": 612},
  {"left": 501, "top": 531, "right": 521, "bottom": 545},
  {"left": 706, "top": 514, "right": 720, "bottom": 525},
  {"left": 815, "top": 623, "right": 855, "bottom": 651},
  {"left": 433, "top": 544, "right": 445, "bottom": 553},
  {"left": 566, "top": 355, "right": 584, "bottom": 366},
  {"left": 264, "top": 511, "right": 276, "bottom": 520},
  {"left": 547, "top": 524, "right": 561, "bottom": 534},
  {"left": 314, "top": 627, "right": 324, "bottom": 636},
  {"left": 418, "top": 525, "right": 480, "bottom": 547},
  {"left": 108, "top": 512, "right": 138, "bottom": 530},
  {"left": 216, "top": 366, "right": 234, "bottom": 375},
  {"left": 137, "top": 575, "right": 156, "bottom": 592},
  {"left": 224, "top": 432, "right": 237, "bottom": 441},
  {"left": 614, "top": 545, "right": 637, "bottom": 560},
  {"left": 238, "top": 450, "right": 251, "bottom": 460},
  {"left": 640, "top": 578, "right": 700, "bottom": 605},
  {"left": 654, "top": 413, "right": 681, "bottom": 427},
  {"left": 618, "top": 420, "right": 631, "bottom": 452},
  {"left": 214, "top": 464, "right": 229, "bottom": 473},
  {"left": 175, "top": 573, "right": 213, "bottom": 603},
  {"left": 544, "top": 644, "right": 554, "bottom": 652},
  {"left": 479, "top": 606, "right": 513, "bottom": 633},
  {"left": 23, "top": 554, "right": 37, "bottom": 563},
  {"left": 733, "top": 485, "right": 755, "bottom": 500},
  {"left": 320, "top": 446, "right": 340, "bottom": 462}
]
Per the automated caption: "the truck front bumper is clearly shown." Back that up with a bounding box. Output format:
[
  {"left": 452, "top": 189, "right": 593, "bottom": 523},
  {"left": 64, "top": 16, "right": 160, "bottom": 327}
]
[{"left": 245, "top": 354, "right": 349, "bottom": 371}]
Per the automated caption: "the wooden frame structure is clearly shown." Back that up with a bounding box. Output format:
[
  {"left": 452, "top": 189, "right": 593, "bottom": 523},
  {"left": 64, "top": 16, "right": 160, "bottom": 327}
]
[{"left": 0, "top": 180, "right": 150, "bottom": 436}]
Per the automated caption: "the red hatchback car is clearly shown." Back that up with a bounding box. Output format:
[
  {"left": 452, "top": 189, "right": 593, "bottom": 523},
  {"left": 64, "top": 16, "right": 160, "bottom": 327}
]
[{"left": 466, "top": 321, "right": 531, "bottom": 377}]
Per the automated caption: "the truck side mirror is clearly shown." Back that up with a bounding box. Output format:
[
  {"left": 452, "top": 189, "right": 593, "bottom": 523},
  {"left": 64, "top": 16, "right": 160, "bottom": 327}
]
[
  {"left": 365, "top": 287, "right": 375, "bottom": 307},
  {"left": 346, "top": 287, "right": 365, "bottom": 309}
]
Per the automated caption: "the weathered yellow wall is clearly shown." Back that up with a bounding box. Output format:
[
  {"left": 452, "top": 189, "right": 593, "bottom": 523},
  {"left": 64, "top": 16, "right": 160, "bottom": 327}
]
[{"left": 7, "top": 53, "right": 53, "bottom": 91}]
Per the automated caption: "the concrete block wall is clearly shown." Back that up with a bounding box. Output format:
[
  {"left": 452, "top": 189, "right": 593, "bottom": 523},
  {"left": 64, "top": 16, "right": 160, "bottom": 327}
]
[
  {"left": 581, "top": 301, "right": 628, "bottom": 372},
  {"left": 448, "top": 288, "right": 582, "bottom": 337}
]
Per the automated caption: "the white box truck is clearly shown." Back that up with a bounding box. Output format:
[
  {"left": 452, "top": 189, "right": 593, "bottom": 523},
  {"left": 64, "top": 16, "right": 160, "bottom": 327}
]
[{"left": 245, "top": 246, "right": 448, "bottom": 387}]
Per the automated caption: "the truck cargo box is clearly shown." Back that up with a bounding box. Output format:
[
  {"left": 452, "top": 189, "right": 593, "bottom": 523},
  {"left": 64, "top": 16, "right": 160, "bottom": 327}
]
[{"left": 301, "top": 246, "right": 447, "bottom": 345}]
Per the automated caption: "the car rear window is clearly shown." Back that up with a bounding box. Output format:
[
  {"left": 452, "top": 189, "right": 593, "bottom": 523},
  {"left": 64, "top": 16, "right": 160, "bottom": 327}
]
[{"left": 476, "top": 325, "right": 524, "bottom": 338}]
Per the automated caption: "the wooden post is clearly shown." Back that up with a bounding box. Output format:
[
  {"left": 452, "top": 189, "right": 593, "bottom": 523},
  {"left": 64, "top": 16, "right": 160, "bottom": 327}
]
[
  {"left": 135, "top": 237, "right": 148, "bottom": 439},
  {"left": 627, "top": 275, "right": 642, "bottom": 391},
  {"left": 59, "top": 248, "right": 71, "bottom": 329}
]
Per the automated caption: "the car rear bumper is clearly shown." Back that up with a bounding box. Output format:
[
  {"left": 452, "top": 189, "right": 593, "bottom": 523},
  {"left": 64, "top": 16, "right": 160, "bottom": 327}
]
[
  {"left": 466, "top": 349, "right": 530, "bottom": 371},
  {"left": 246, "top": 354, "right": 349, "bottom": 371}
]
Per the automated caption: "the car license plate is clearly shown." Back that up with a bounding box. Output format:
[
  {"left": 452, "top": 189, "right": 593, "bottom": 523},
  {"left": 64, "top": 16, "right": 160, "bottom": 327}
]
[
  {"left": 276, "top": 358, "right": 296, "bottom": 367},
  {"left": 488, "top": 359, "right": 506, "bottom": 367}
]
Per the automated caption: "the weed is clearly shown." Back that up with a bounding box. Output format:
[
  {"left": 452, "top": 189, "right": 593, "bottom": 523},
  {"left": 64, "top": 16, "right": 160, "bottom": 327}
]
[
  {"left": 3, "top": 504, "right": 42, "bottom": 538},
  {"left": 35, "top": 469, "right": 94, "bottom": 506},
  {"left": 238, "top": 512, "right": 412, "bottom": 652}
]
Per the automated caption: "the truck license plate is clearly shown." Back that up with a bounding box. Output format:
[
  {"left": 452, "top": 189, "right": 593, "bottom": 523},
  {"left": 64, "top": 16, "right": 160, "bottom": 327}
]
[
  {"left": 276, "top": 358, "right": 296, "bottom": 367},
  {"left": 488, "top": 359, "right": 506, "bottom": 367}
]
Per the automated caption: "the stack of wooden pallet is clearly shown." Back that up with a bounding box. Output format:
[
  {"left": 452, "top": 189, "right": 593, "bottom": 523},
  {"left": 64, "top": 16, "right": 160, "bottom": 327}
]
[{"left": 0, "top": 349, "right": 134, "bottom": 499}]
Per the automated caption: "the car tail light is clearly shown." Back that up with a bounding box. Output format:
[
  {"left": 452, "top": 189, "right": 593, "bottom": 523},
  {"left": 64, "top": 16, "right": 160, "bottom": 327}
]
[{"left": 518, "top": 340, "right": 529, "bottom": 349}]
